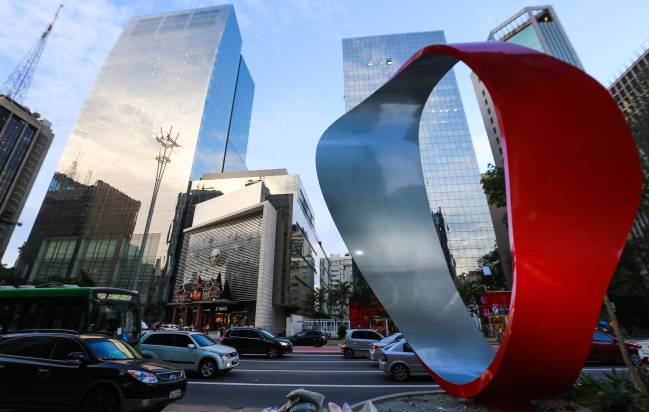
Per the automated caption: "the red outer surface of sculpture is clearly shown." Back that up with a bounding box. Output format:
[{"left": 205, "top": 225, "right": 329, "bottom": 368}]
[{"left": 411, "top": 44, "right": 641, "bottom": 397}]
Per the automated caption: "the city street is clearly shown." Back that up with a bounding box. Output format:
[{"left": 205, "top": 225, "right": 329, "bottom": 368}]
[
  {"left": 170, "top": 352, "right": 437, "bottom": 411},
  {"left": 167, "top": 351, "right": 631, "bottom": 412}
]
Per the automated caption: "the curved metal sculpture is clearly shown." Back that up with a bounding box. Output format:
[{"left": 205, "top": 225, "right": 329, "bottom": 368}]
[{"left": 315, "top": 42, "right": 641, "bottom": 397}]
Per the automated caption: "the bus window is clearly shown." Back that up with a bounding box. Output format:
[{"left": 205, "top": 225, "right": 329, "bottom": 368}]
[
  {"left": 0, "top": 297, "right": 87, "bottom": 333},
  {"left": 94, "top": 303, "right": 137, "bottom": 341}
]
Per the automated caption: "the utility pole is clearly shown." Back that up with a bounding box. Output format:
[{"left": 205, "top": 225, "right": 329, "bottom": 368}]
[
  {"left": 603, "top": 294, "right": 647, "bottom": 395},
  {"left": 131, "top": 127, "right": 180, "bottom": 291}
]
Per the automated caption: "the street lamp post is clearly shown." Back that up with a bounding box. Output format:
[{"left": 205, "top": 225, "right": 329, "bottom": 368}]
[{"left": 131, "top": 126, "right": 180, "bottom": 292}]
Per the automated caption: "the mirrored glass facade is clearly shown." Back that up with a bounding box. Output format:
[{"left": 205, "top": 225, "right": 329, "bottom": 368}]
[
  {"left": 342, "top": 32, "right": 496, "bottom": 274},
  {"left": 0, "top": 96, "right": 53, "bottom": 259},
  {"left": 16, "top": 5, "right": 254, "bottom": 307}
]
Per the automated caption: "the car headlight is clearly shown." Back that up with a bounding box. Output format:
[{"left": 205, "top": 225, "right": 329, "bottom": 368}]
[
  {"left": 220, "top": 353, "right": 231, "bottom": 360},
  {"left": 128, "top": 370, "right": 158, "bottom": 384},
  {"left": 279, "top": 341, "right": 288, "bottom": 346}
]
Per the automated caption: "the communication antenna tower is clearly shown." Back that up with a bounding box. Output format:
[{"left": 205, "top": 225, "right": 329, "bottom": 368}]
[{"left": 0, "top": 2, "right": 65, "bottom": 103}]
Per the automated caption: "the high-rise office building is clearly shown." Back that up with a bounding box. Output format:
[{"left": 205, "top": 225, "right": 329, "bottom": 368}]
[
  {"left": 609, "top": 42, "right": 649, "bottom": 290},
  {"left": 320, "top": 253, "right": 352, "bottom": 290},
  {"left": 0, "top": 96, "right": 53, "bottom": 258},
  {"left": 472, "top": 5, "right": 582, "bottom": 169},
  {"left": 471, "top": 6, "right": 582, "bottom": 286},
  {"left": 342, "top": 32, "right": 496, "bottom": 275},
  {"left": 16, "top": 5, "right": 254, "bottom": 306}
]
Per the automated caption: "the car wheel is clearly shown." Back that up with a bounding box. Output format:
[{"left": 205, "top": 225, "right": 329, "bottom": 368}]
[
  {"left": 267, "top": 347, "right": 278, "bottom": 358},
  {"left": 344, "top": 348, "right": 354, "bottom": 359},
  {"left": 391, "top": 364, "right": 410, "bottom": 382},
  {"left": 79, "top": 386, "right": 120, "bottom": 412},
  {"left": 199, "top": 358, "right": 217, "bottom": 379},
  {"left": 631, "top": 353, "right": 642, "bottom": 366}
]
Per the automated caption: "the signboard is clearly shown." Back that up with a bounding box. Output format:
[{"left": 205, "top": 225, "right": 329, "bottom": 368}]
[{"left": 95, "top": 292, "right": 134, "bottom": 302}]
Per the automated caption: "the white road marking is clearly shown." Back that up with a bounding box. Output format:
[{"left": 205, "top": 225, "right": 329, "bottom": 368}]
[
  {"left": 240, "top": 360, "right": 374, "bottom": 363},
  {"left": 233, "top": 369, "right": 383, "bottom": 373},
  {"left": 188, "top": 382, "right": 439, "bottom": 388}
]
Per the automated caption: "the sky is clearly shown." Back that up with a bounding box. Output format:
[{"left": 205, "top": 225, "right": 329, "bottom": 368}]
[{"left": 1, "top": 0, "right": 648, "bottom": 266}]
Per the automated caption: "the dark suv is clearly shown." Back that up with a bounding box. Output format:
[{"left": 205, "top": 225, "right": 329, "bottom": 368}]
[
  {"left": 0, "top": 330, "right": 187, "bottom": 411},
  {"left": 221, "top": 327, "right": 292, "bottom": 357}
]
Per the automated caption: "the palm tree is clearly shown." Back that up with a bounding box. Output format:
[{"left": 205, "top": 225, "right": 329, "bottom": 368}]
[{"left": 330, "top": 281, "right": 352, "bottom": 319}]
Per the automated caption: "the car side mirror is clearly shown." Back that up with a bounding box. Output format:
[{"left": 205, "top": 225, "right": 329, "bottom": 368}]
[
  {"left": 66, "top": 352, "right": 89, "bottom": 365},
  {"left": 187, "top": 344, "right": 196, "bottom": 349}
]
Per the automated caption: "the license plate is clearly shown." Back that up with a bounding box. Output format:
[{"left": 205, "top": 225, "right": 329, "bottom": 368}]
[{"left": 169, "top": 389, "right": 182, "bottom": 399}]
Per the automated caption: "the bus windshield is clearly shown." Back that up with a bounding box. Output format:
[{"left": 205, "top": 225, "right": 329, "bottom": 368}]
[{"left": 93, "top": 301, "right": 138, "bottom": 343}]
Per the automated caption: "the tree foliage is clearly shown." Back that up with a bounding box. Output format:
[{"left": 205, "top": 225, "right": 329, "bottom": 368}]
[{"left": 480, "top": 164, "right": 507, "bottom": 208}]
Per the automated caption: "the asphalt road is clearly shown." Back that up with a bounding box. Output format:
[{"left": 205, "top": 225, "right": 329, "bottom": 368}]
[{"left": 167, "top": 351, "right": 629, "bottom": 412}]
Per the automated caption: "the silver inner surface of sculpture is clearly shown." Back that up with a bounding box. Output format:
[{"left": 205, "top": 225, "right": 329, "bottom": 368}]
[{"left": 316, "top": 51, "right": 496, "bottom": 385}]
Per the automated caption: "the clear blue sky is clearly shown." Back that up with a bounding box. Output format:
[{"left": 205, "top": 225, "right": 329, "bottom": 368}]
[{"left": 1, "top": 0, "right": 648, "bottom": 266}]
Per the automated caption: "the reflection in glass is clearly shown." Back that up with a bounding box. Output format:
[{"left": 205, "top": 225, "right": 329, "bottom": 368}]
[
  {"left": 342, "top": 32, "right": 496, "bottom": 274},
  {"left": 15, "top": 6, "right": 254, "bottom": 309}
]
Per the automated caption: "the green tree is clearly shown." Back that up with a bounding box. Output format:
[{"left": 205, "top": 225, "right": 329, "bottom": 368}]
[
  {"left": 0, "top": 264, "right": 23, "bottom": 286},
  {"left": 328, "top": 281, "right": 352, "bottom": 320},
  {"left": 456, "top": 276, "right": 484, "bottom": 306},
  {"left": 480, "top": 164, "right": 507, "bottom": 208}
]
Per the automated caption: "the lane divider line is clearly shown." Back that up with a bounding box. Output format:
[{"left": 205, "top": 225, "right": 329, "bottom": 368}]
[{"left": 187, "top": 382, "right": 440, "bottom": 388}]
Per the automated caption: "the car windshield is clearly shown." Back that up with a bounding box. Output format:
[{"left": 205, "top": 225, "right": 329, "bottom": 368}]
[
  {"left": 259, "top": 329, "right": 274, "bottom": 339},
  {"left": 86, "top": 338, "right": 141, "bottom": 360},
  {"left": 193, "top": 334, "right": 217, "bottom": 347}
]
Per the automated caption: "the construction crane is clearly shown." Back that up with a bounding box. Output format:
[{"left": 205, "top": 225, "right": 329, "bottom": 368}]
[{"left": 0, "top": 2, "right": 64, "bottom": 103}]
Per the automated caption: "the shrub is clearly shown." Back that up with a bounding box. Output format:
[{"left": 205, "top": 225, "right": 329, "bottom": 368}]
[
  {"left": 569, "top": 367, "right": 649, "bottom": 411},
  {"left": 337, "top": 323, "right": 347, "bottom": 339}
]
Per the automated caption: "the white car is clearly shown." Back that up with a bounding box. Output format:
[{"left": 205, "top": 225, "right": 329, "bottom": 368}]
[{"left": 139, "top": 331, "right": 239, "bottom": 378}]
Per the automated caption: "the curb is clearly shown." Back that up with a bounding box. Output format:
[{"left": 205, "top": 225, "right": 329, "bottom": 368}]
[{"left": 350, "top": 389, "right": 445, "bottom": 411}]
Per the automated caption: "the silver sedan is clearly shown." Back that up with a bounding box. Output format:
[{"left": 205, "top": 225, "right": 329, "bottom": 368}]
[
  {"left": 378, "top": 340, "right": 428, "bottom": 381},
  {"left": 368, "top": 333, "right": 402, "bottom": 361}
]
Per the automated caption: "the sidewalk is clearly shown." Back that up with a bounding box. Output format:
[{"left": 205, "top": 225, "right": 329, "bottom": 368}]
[
  {"left": 167, "top": 406, "right": 261, "bottom": 412},
  {"left": 292, "top": 345, "right": 341, "bottom": 354}
]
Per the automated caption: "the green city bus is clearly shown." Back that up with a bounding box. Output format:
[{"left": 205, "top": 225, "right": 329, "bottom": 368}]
[{"left": 0, "top": 286, "right": 141, "bottom": 345}]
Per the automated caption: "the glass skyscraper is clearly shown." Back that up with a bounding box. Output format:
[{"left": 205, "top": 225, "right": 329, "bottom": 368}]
[
  {"left": 16, "top": 5, "right": 254, "bottom": 306},
  {"left": 342, "top": 31, "right": 496, "bottom": 275}
]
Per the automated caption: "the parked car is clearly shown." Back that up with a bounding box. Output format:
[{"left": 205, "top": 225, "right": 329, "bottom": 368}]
[
  {"left": 587, "top": 331, "right": 641, "bottom": 365},
  {"left": 0, "top": 330, "right": 187, "bottom": 411},
  {"left": 339, "top": 329, "right": 384, "bottom": 359},
  {"left": 378, "top": 339, "right": 428, "bottom": 381},
  {"left": 160, "top": 324, "right": 180, "bottom": 331},
  {"left": 139, "top": 331, "right": 239, "bottom": 379},
  {"left": 221, "top": 327, "right": 293, "bottom": 357},
  {"left": 368, "top": 333, "right": 403, "bottom": 361},
  {"left": 634, "top": 339, "right": 649, "bottom": 364},
  {"left": 287, "top": 330, "right": 328, "bottom": 347}
]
